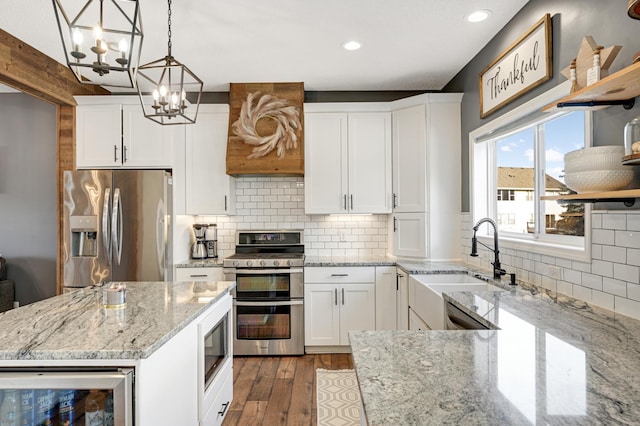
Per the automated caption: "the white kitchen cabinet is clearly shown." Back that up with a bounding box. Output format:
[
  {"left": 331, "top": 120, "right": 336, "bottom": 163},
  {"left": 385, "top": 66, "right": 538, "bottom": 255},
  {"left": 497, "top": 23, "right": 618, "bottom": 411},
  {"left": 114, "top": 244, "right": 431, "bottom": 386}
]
[
  {"left": 375, "top": 266, "right": 408, "bottom": 330},
  {"left": 392, "top": 212, "right": 428, "bottom": 259},
  {"left": 75, "top": 97, "right": 172, "bottom": 169},
  {"left": 392, "top": 104, "right": 427, "bottom": 213},
  {"left": 409, "top": 307, "right": 430, "bottom": 331},
  {"left": 184, "top": 105, "right": 236, "bottom": 215},
  {"left": 175, "top": 266, "right": 223, "bottom": 282},
  {"left": 396, "top": 269, "right": 409, "bottom": 330},
  {"left": 304, "top": 267, "right": 376, "bottom": 348},
  {"left": 304, "top": 106, "right": 392, "bottom": 214},
  {"left": 389, "top": 94, "right": 462, "bottom": 260}
]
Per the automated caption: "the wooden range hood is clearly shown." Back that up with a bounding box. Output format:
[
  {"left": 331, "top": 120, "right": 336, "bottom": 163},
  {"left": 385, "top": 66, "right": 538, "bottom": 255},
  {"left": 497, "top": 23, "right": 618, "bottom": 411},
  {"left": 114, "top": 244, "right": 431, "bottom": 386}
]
[{"left": 226, "top": 82, "right": 304, "bottom": 176}]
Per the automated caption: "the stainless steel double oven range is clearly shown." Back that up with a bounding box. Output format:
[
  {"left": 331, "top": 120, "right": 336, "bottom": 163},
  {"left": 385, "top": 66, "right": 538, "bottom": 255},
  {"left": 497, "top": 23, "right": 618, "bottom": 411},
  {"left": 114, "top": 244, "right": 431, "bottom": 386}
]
[{"left": 223, "top": 230, "right": 304, "bottom": 356}]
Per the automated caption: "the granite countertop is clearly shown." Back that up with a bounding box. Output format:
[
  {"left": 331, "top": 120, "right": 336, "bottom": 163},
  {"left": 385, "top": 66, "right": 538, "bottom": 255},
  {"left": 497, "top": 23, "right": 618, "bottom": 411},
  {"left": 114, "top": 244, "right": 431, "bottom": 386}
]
[
  {"left": 304, "top": 255, "right": 396, "bottom": 267},
  {"left": 0, "top": 281, "right": 234, "bottom": 361},
  {"left": 350, "top": 279, "right": 640, "bottom": 425},
  {"left": 174, "top": 258, "right": 223, "bottom": 268}
]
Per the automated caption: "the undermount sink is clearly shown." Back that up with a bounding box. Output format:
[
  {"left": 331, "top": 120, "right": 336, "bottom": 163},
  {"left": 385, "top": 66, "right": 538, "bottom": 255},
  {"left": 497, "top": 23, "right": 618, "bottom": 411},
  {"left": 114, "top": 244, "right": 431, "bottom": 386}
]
[{"left": 408, "top": 274, "right": 504, "bottom": 330}]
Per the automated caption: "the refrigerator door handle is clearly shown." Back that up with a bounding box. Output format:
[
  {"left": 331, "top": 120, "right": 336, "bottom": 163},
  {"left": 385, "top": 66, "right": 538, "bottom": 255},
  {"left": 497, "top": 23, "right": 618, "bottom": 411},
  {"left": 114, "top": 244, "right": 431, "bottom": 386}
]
[
  {"left": 102, "top": 187, "right": 112, "bottom": 265},
  {"left": 112, "top": 188, "right": 124, "bottom": 265}
]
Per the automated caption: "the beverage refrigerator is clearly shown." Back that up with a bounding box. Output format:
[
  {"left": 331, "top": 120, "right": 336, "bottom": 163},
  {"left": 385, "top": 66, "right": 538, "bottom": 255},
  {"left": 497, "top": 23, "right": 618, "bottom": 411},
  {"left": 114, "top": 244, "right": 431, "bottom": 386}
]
[
  {"left": 63, "top": 170, "right": 173, "bottom": 290},
  {"left": 0, "top": 368, "right": 133, "bottom": 425}
]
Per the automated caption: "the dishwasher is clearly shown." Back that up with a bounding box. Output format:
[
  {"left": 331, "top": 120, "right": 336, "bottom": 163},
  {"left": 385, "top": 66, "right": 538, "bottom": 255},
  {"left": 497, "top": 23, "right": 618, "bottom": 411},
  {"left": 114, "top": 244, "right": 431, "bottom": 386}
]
[{"left": 445, "top": 300, "right": 492, "bottom": 330}]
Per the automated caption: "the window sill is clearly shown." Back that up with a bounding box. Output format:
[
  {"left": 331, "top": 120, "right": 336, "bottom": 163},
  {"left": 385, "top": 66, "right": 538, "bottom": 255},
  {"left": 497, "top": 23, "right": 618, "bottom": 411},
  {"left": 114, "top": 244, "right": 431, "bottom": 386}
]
[{"left": 478, "top": 235, "right": 590, "bottom": 263}]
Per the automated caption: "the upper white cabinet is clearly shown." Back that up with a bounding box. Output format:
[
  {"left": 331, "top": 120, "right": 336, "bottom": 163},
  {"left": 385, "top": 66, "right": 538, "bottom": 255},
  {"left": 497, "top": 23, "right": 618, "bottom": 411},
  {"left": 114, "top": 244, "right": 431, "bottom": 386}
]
[
  {"left": 389, "top": 94, "right": 462, "bottom": 261},
  {"left": 184, "top": 105, "right": 236, "bottom": 215},
  {"left": 392, "top": 105, "right": 427, "bottom": 213},
  {"left": 75, "top": 97, "right": 172, "bottom": 169},
  {"left": 305, "top": 104, "right": 392, "bottom": 214}
]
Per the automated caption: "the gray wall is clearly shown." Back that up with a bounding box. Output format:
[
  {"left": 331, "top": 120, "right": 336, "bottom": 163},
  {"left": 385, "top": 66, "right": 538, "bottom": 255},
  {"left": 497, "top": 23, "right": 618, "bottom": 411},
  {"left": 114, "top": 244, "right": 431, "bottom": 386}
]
[
  {"left": 0, "top": 93, "right": 57, "bottom": 305},
  {"left": 443, "top": 0, "right": 640, "bottom": 211}
]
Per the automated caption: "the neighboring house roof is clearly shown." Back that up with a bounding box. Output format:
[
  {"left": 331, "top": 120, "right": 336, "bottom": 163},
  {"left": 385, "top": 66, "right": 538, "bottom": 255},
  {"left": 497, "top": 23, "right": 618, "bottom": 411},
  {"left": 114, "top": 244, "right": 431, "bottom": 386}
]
[{"left": 498, "top": 167, "right": 567, "bottom": 191}]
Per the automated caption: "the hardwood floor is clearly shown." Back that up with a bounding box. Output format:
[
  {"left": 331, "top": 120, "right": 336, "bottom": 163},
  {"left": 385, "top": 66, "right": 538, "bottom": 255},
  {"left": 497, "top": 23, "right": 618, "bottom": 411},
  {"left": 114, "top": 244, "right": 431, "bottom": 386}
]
[{"left": 222, "top": 354, "right": 354, "bottom": 426}]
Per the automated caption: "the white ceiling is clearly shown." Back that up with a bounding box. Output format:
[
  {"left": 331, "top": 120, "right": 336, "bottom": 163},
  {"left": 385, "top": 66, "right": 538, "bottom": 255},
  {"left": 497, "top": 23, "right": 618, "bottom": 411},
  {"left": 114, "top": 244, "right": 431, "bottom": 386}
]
[{"left": 0, "top": 0, "right": 529, "bottom": 92}]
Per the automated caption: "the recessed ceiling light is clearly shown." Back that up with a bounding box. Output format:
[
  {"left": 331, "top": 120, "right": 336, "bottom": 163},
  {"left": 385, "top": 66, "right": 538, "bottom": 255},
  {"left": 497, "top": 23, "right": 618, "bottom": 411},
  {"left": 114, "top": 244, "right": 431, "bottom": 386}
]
[
  {"left": 465, "top": 9, "right": 492, "bottom": 23},
  {"left": 341, "top": 40, "right": 362, "bottom": 51}
]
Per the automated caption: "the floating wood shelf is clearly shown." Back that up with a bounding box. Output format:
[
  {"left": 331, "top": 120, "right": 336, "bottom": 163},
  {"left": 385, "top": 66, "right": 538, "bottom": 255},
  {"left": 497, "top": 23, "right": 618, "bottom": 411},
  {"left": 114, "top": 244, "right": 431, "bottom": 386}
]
[
  {"left": 542, "top": 61, "right": 640, "bottom": 112},
  {"left": 541, "top": 189, "right": 640, "bottom": 205}
]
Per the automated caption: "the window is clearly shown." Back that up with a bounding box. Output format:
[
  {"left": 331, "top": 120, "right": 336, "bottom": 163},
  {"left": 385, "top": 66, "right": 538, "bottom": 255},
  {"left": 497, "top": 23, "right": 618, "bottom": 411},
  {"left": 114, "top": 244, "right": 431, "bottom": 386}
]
[
  {"left": 470, "top": 83, "right": 591, "bottom": 259},
  {"left": 497, "top": 189, "right": 515, "bottom": 201}
]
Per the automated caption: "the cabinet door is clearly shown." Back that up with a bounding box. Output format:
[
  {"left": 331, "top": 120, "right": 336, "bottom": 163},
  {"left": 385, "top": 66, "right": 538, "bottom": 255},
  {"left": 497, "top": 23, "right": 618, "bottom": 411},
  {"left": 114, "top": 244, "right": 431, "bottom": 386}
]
[
  {"left": 396, "top": 270, "right": 408, "bottom": 330},
  {"left": 409, "top": 308, "right": 430, "bottom": 331},
  {"left": 339, "top": 283, "right": 375, "bottom": 345},
  {"left": 392, "top": 105, "right": 427, "bottom": 212},
  {"left": 375, "top": 266, "right": 397, "bottom": 330},
  {"left": 122, "top": 105, "right": 172, "bottom": 168},
  {"left": 392, "top": 212, "right": 427, "bottom": 258},
  {"left": 348, "top": 113, "right": 392, "bottom": 214},
  {"left": 185, "top": 107, "right": 236, "bottom": 215},
  {"left": 304, "top": 113, "right": 349, "bottom": 214},
  {"left": 76, "top": 104, "right": 122, "bottom": 168},
  {"left": 304, "top": 284, "right": 341, "bottom": 346}
]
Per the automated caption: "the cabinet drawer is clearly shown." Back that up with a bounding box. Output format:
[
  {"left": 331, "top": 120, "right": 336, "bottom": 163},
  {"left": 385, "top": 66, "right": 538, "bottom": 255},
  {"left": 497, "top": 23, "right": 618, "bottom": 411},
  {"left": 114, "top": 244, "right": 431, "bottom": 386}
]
[
  {"left": 202, "top": 364, "right": 233, "bottom": 426},
  {"left": 305, "top": 267, "right": 375, "bottom": 283},
  {"left": 175, "top": 267, "right": 222, "bottom": 282}
]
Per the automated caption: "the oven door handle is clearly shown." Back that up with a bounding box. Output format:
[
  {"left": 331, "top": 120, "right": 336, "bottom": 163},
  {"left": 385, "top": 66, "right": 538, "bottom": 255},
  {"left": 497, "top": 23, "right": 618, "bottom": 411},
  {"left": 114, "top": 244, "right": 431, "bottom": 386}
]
[
  {"left": 234, "top": 300, "right": 304, "bottom": 306},
  {"left": 231, "top": 268, "right": 303, "bottom": 274}
]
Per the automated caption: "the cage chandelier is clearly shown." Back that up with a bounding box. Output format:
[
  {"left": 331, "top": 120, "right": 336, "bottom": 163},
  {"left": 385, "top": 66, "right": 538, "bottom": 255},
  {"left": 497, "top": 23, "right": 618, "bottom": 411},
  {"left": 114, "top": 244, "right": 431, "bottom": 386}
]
[
  {"left": 52, "top": 0, "right": 143, "bottom": 88},
  {"left": 136, "top": 0, "right": 203, "bottom": 125}
]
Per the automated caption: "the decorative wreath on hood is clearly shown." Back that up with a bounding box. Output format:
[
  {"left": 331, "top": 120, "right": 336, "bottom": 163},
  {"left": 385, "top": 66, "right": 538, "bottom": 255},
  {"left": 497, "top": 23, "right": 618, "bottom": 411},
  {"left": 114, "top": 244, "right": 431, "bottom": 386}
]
[{"left": 231, "top": 92, "right": 301, "bottom": 160}]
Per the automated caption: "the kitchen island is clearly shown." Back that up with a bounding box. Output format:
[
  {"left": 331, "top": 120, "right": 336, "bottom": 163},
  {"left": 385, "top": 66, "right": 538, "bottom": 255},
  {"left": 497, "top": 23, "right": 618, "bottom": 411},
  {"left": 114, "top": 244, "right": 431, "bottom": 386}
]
[
  {"left": 0, "top": 280, "right": 235, "bottom": 425},
  {"left": 350, "top": 276, "right": 640, "bottom": 425}
]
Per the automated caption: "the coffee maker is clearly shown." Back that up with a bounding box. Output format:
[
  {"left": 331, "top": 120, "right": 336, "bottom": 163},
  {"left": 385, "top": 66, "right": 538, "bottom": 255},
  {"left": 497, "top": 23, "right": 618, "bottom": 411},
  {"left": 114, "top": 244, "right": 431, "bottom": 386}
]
[
  {"left": 205, "top": 224, "right": 218, "bottom": 258},
  {"left": 191, "top": 224, "right": 207, "bottom": 259}
]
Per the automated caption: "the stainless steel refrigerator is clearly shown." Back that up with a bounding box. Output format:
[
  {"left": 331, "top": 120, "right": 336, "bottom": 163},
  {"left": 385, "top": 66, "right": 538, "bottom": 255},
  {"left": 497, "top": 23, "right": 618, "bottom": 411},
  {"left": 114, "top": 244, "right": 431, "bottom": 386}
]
[{"left": 63, "top": 170, "right": 172, "bottom": 289}]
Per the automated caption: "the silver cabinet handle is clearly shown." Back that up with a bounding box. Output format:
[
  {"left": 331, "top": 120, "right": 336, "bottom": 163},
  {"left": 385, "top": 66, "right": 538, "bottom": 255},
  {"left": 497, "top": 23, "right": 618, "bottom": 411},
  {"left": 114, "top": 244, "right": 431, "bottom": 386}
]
[
  {"left": 393, "top": 193, "right": 397, "bottom": 209},
  {"left": 331, "top": 274, "right": 349, "bottom": 277},
  {"left": 342, "top": 288, "right": 345, "bottom": 305},
  {"left": 350, "top": 194, "right": 353, "bottom": 210},
  {"left": 114, "top": 145, "right": 119, "bottom": 162},
  {"left": 123, "top": 145, "right": 128, "bottom": 163},
  {"left": 343, "top": 194, "right": 347, "bottom": 210},
  {"left": 224, "top": 195, "right": 228, "bottom": 211},
  {"left": 189, "top": 274, "right": 208, "bottom": 278},
  {"left": 393, "top": 216, "right": 398, "bottom": 232},
  {"left": 334, "top": 288, "right": 338, "bottom": 305}
]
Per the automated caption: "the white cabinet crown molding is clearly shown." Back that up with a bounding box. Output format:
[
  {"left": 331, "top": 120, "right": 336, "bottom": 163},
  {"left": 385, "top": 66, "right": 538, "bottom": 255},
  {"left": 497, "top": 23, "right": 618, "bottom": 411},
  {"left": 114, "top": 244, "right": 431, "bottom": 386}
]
[{"left": 304, "top": 102, "right": 391, "bottom": 113}]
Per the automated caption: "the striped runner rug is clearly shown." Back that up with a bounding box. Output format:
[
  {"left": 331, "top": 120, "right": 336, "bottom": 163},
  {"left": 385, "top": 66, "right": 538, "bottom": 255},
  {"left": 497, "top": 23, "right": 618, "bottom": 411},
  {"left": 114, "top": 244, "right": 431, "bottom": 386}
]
[{"left": 316, "top": 368, "right": 361, "bottom": 426}]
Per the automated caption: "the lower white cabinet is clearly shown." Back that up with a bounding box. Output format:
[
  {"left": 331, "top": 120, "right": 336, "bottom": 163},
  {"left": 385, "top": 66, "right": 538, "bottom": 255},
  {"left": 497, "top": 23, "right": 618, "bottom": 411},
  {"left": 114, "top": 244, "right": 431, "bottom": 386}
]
[
  {"left": 304, "top": 267, "right": 376, "bottom": 347},
  {"left": 175, "top": 267, "right": 223, "bottom": 282},
  {"left": 202, "top": 365, "right": 233, "bottom": 425},
  {"left": 409, "top": 307, "right": 430, "bottom": 331},
  {"left": 396, "top": 270, "right": 409, "bottom": 330},
  {"left": 375, "top": 267, "right": 408, "bottom": 330}
]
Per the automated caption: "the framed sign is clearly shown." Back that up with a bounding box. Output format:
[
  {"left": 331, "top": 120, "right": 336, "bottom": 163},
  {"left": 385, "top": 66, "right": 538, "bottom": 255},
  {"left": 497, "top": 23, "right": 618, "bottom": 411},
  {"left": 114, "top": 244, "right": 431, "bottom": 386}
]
[{"left": 479, "top": 14, "right": 552, "bottom": 118}]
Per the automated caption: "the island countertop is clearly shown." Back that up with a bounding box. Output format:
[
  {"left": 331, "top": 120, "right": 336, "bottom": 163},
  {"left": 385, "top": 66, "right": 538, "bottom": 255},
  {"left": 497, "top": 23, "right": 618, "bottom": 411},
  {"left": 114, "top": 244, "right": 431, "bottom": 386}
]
[
  {"left": 350, "top": 280, "right": 640, "bottom": 425},
  {"left": 0, "top": 281, "right": 234, "bottom": 362}
]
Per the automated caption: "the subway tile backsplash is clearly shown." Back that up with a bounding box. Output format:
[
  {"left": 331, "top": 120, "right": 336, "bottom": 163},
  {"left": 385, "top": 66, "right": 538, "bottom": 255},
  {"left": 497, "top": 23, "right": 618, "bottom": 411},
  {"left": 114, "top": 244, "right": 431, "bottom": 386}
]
[
  {"left": 187, "top": 177, "right": 389, "bottom": 259},
  {"left": 460, "top": 211, "right": 640, "bottom": 320}
]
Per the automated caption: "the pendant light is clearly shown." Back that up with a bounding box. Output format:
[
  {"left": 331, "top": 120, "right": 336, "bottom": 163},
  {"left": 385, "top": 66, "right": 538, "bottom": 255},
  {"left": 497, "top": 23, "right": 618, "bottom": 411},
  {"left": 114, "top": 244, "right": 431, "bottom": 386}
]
[
  {"left": 136, "top": 0, "right": 203, "bottom": 125},
  {"left": 52, "top": 0, "right": 143, "bottom": 88}
]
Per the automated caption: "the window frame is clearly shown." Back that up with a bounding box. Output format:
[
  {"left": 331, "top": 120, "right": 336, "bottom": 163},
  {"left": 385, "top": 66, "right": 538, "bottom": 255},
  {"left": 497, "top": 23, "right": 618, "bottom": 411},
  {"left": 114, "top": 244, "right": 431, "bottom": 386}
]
[{"left": 469, "top": 81, "right": 592, "bottom": 262}]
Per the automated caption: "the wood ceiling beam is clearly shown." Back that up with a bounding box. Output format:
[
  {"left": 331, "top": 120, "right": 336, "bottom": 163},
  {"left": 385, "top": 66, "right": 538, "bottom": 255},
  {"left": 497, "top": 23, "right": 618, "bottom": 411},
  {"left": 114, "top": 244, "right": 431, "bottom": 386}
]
[{"left": 0, "top": 28, "right": 108, "bottom": 106}]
